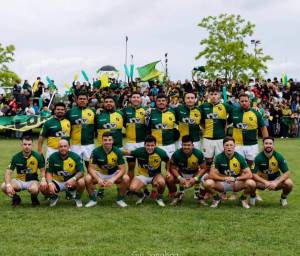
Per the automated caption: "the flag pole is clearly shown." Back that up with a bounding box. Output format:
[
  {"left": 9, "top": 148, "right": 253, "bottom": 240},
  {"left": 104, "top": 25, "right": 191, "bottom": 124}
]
[{"left": 125, "top": 35, "right": 128, "bottom": 83}]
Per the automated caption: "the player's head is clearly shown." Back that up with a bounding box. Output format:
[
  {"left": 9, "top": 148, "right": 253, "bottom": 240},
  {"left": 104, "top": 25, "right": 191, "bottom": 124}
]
[
  {"left": 263, "top": 136, "right": 274, "bottom": 153},
  {"left": 223, "top": 136, "right": 235, "bottom": 155},
  {"left": 102, "top": 132, "right": 114, "bottom": 149},
  {"left": 130, "top": 92, "right": 142, "bottom": 107},
  {"left": 21, "top": 135, "right": 33, "bottom": 153},
  {"left": 184, "top": 92, "right": 196, "bottom": 108},
  {"left": 104, "top": 95, "right": 116, "bottom": 112},
  {"left": 53, "top": 102, "right": 66, "bottom": 118},
  {"left": 76, "top": 92, "right": 88, "bottom": 108},
  {"left": 144, "top": 135, "right": 156, "bottom": 154},
  {"left": 239, "top": 93, "right": 250, "bottom": 110},
  {"left": 58, "top": 139, "right": 70, "bottom": 156},
  {"left": 208, "top": 87, "right": 220, "bottom": 104},
  {"left": 156, "top": 94, "right": 168, "bottom": 110},
  {"left": 181, "top": 135, "right": 194, "bottom": 155}
]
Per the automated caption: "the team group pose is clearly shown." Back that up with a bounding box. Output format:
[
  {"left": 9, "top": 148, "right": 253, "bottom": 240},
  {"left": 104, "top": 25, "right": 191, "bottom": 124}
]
[{"left": 1, "top": 89, "right": 294, "bottom": 208}]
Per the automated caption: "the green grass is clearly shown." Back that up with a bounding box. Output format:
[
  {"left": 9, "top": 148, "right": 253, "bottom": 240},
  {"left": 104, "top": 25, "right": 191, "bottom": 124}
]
[{"left": 0, "top": 138, "right": 299, "bottom": 256}]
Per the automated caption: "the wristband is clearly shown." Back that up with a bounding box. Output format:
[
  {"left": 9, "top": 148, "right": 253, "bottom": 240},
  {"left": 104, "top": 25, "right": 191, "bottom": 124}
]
[
  {"left": 194, "top": 176, "right": 200, "bottom": 182},
  {"left": 72, "top": 176, "right": 77, "bottom": 182},
  {"left": 41, "top": 177, "right": 46, "bottom": 182},
  {"left": 177, "top": 175, "right": 183, "bottom": 181}
]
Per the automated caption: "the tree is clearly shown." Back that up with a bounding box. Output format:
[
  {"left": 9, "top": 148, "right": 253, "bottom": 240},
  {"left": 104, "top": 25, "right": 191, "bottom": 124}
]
[
  {"left": 196, "top": 14, "right": 273, "bottom": 81},
  {"left": 0, "top": 43, "right": 21, "bottom": 87}
]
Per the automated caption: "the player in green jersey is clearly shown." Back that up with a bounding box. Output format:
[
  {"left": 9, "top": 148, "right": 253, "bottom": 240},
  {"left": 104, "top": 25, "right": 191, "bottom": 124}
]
[
  {"left": 166, "top": 135, "right": 206, "bottom": 206},
  {"left": 38, "top": 102, "right": 71, "bottom": 159},
  {"left": 124, "top": 135, "right": 169, "bottom": 207},
  {"left": 203, "top": 137, "right": 256, "bottom": 209},
  {"left": 147, "top": 94, "right": 178, "bottom": 158},
  {"left": 85, "top": 132, "right": 129, "bottom": 208},
  {"left": 122, "top": 92, "right": 147, "bottom": 181},
  {"left": 46, "top": 139, "right": 85, "bottom": 207},
  {"left": 1, "top": 136, "right": 46, "bottom": 207},
  {"left": 249, "top": 137, "right": 293, "bottom": 207},
  {"left": 65, "top": 92, "right": 96, "bottom": 167}
]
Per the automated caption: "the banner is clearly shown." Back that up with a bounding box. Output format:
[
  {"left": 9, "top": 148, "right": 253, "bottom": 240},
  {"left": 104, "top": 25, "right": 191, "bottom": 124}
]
[
  {"left": 137, "top": 60, "right": 161, "bottom": 81},
  {"left": 0, "top": 114, "right": 52, "bottom": 132}
]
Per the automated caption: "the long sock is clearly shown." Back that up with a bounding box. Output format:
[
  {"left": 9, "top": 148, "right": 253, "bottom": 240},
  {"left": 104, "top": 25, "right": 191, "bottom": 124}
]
[{"left": 90, "top": 192, "right": 97, "bottom": 201}]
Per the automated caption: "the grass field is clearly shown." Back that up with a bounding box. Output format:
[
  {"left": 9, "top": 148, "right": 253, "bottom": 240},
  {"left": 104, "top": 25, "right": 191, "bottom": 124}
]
[{"left": 0, "top": 138, "right": 299, "bottom": 256}]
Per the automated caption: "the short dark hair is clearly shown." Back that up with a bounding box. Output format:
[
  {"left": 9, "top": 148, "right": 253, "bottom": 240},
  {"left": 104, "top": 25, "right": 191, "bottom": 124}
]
[
  {"left": 263, "top": 136, "right": 274, "bottom": 143},
  {"left": 144, "top": 135, "right": 156, "bottom": 144},
  {"left": 208, "top": 86, "right": 220, "bottom": 93},
  {"left": 77, "top": 92, "right": 88, "bottom": 98},
  {"left": 54, "top": 102, "right": 66, "bottom": 109},
  {"left": 21, "top": 135, "right": 33, "bottom": 142},
  {"left": 104, "top": 95, "right": 116, "bottom": 102},
  {"left": 102, "top": 132, "right": 113, "bottom": 138},
  {"left": 223, "top": 136, "right": 235, "bottom": 145},
  {"left": 131, "top": 92, "right": 142, "bottom": 97},
  {"left": 156, "top": 93, "right": 167, "bottom": 100},
  {"left": 239, "top": 93, "right": 249, "bottom": 99},
  {"left": 182, "top": 135, "right": 193, "bottom": 143},
  {"left": 184, "top": 92, "right": 196, "bottom": 99}
]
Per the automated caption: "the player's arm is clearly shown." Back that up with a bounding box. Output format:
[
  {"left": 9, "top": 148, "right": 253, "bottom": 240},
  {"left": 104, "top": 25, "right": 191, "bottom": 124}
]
[
  {"left": 122, "top": 149, "right": 131, "bottom": 156},
  {"left": 190, "top": 162, "right": 206, "bottom": 186},
  {"left": 4, "top": 168, "right": 15, "bottom": 196},
  {"left": 88, "top": 163, "right": 105, "bottom": 186},
  {"left": 170, "top": 161, "right": 187, "bottom": 186},
  {"left": 37, "top": 135, "right": 45, "bottom": 155},
  {"left": 208, "top": 167, "right": 228, "bottom": 181},
  {"left": 252, "top": 173, "right": 271, "bottom": 188},
  {"left": 269, "top": 171, "right": 290, "bottom": 190},
  {"left": 109, "top": 164, "right": 126, "bottom": 184},
  {"left": 46, "top": 171, "right": 57, "bottom": 194},
  {"left": 237, "top": 167, "right": 253, "bottom": 181},
  {"left": 260, "top": 127, "right": 268, "bottom": 138}
]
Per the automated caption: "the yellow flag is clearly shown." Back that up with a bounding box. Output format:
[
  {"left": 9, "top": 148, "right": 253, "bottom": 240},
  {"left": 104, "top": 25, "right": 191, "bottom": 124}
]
[
  {"left": 100, "top": 74, "right": 109, "bottom": 88},
  {"left": 64, "top": 83, "right": 71, "bottom": 89},
  {"left": 74, "top": 73, "right": 78, "bottom": 81},
  {"left": 32, "top": 80, "right": 39, "bottom": 93}
]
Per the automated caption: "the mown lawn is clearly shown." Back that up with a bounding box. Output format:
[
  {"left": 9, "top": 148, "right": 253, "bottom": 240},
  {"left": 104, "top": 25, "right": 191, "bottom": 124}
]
[{"left": 0, "top": 138, "right": 299, "bottom": 256}]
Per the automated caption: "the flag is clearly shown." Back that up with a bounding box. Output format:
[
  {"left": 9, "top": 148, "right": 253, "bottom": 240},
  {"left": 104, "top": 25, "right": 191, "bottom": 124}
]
[
  {"left": 137, "top": 60, "right": 161, "bottom": 81},
  {"left": 46, "top": 76, "right": 53, "bottom": 85},
  {"left": 100, "top": 74, "right": 109, "bottom": 88},
  {"left": 222, "top": 86, "right": 227, "bottom": 103},
  {"left": 130, "top": 64, "right": 135, "bottom": 78},
  {"left": 32, "top": 80, "right": 39, "bottom": 93},
  {"left": 81, "top": 70, "right": 89, "bottom": 81},
  {"left": 282, "top": 72, "right": 288, "bottom": 86},
  {"left": 74, "top": 73, "right": 79, "bottom": 81},
  {"left": 64, "top": 83, "right": 71, "bottom": 89},
  {"left": 124, "top": 64, "right": 130, "bottom": 78}
]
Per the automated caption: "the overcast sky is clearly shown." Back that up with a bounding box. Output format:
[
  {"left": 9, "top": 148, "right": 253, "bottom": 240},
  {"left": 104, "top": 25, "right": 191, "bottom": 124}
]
[{"left": 1, "top": 0, "right": 299, "bottom": 92}]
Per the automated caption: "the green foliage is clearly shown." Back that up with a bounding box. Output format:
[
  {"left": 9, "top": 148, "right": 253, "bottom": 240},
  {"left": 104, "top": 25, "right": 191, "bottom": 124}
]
[
  {"left": 0, "top": 43, "right": 21, "bottom": 87},
  {"left": 196, "top": 14, "right": 273, "bottom": 80}
]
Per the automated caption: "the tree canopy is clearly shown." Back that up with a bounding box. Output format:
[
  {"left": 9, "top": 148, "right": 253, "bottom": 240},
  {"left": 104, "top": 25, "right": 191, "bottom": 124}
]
[{"left": 196, "top": 14, "right": 273, "bottom": 81}]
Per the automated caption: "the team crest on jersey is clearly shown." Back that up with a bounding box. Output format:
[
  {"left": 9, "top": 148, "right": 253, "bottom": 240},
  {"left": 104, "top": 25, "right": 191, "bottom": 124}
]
[
  {"left": 69, "top": 163, "right": 73, "bottom": 168},
  {"left": 182, "top": 117, "right": 195, "bottom": 125},
  {"left": 271, "top": 162, "right": 277, "bottom": 166},
  {"left": 217, "top": 106, "right": 223, "bottom": 111},
  {"left": 155, "top": 123, "right": 168, "bottom": 129},
  {"left": 207, "top": 113, "right": 219, "bottom": 119},
  {"left": 103, "top": 123, "right": 117, "bottom": 129},
  {"left": 236, "top": 123, "right": 248, "bottom": 129},
  {"left": 224, "top": 169, "right": 236, "bottom": 176},
  {"left": 129, "top": 118, "right": 141, "bottom": 124},
  {"left": 75, "top": 118, "right": 88, "bottom": 125}
]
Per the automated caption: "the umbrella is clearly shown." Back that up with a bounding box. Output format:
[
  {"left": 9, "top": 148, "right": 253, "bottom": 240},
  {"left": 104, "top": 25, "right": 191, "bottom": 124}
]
[{"left": 97, "top": 65, "right": 118, "bottom": 73}]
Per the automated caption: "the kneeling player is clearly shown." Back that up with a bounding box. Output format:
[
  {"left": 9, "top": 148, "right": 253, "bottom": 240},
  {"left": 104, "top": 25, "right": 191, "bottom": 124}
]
[
  {"left": 203, "top": 137, "right": 255, "bottom": 209},
  {"left": 46, "top": 139, "right": 85, "bottom": 207},
  {"left": 250, "top": 137, "right": 293, "bottom": 207},
  {"left": 166, "top": 135, "right": 206, "bottom": 206},
  {"left": 124, "top": 135, "right": 169, "bottom": 207},
  {"left": 85, "top": 132, "right": 129, "bottom": 208},
  {"left": 1, "top": 135, "right": 46, "bottom": 207}
]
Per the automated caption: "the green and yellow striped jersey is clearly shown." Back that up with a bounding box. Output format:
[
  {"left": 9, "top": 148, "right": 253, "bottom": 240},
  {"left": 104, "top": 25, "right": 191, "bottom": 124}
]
[
  {"left": 171, "top": 148, "right": 205, "bottom": 175},
  {"left": 199, "top": 102, "right": 232, "bottom": 139},
  {"left": 148, "top": 108, "right": 176, "bottom": 146},
  {"left": 253, "top": 151, "right": 288, "bottom": 181},
  {"left": 96, "top": 110, "right": 123, "bottom": 148},
  {"left": 46, "top": 151, "right": 84, "bottom": 182},
  {"left": 40, "top": 117, "right": 71, "bottom": 149},
  {"left": 231, "top": 107, "right": 265, "bottom": 146},
  {"left": 8, "top": 151, "right": 45, "bottom": 181},
  {"left": 65, "top": 106, "right": 95, "bottom": 145},
  {"left": 131, "top": 147, "right": 169, "bottom": 177},
  {"left": 90, "top": 146, "right": 125, "bottom": 175},
  {"left": 214, "top": 152, "right": 248, "bottom": 177},
  {"left": 122, "top": 106, "right": 147, "bottom": 143},
  {"left": 175, "top": 104, "right": 202, "bottom": 142}
]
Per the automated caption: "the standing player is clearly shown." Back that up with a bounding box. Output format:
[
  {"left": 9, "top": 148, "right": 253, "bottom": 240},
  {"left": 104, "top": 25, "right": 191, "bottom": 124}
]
[
  {"left": 122, "top": 92, "right": 147, "bottom": 182},
  {"left": 147, "top": 94, "right": 177, "bottom": 158},
  {"left": 46, "top": 139, "right": 85, "bottom": 207},
  {"left": 38, "top": 102, "right": 71, "bottom": 159},
  {"left": 124, "top": 135, "right": 169, "bottom": 207},
  {"left": 1, "top": 136, "right": 46, "bottom": 206},
  {"left": 85, "top": 132, "right": 129, "bottom": 208},
  {"left": 65, "top": 92, "right": 96, "bottom": 168},
  {"left": 203, "top": 137, "right": 256, "bottom": 209},
  {"left": 166, "top": 135, "right": 206, "bottom": 206},
  {"left": 250, "top": 137, "right": 293, "bottom": 207}
]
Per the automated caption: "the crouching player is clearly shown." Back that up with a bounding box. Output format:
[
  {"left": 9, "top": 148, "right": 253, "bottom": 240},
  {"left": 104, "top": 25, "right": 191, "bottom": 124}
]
[
  {"left": 166, "top": 135, "right": 206, "bottom": 206},
  {"left": 46, "top": 139, "right": 85, "bottom": 207},
  {"left": 124, "top": 135, "right": 169, "bottom": 207},
  {"left": 1, "top": 135, "right": 46, "bottom": 206},
  {"left": 250, "top": 137, "right": 293, "bottom": 207},
  {"left": 203, "top": 137, "right": 256, "bottom": 209},
  {"left": 85, "top": 132, "right": 130, "bottom": 208}
]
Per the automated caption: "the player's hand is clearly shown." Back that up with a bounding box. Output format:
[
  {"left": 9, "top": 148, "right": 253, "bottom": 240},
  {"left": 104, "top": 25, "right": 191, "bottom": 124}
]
[
  {"left": 40, "top": 179, "right": 48, "bottom": 191},
  {"left": 6, "top": 184, "right": 15, "bottom": 197},
  {"left": 48, "top": 183, "right": 57, "bottom": 194},
  {"left": 97, "top": 178, "right": 105, "bottom": 187},
  {"left": 182, "top": 179, "right": 190, "bottom": 188},
  {"left": 66, "top": 178, "right": 76, "bottom": 189},
  {"left": 224, "top": 176, "right": 235, "bottom": 182},
  {"left": 268, "top": 181, "right": 278, "bottom": 190},
  {"left": 264, "top": 181, "right": 271, "bottom": 189},
  {"left": 104, "top": 179, "right": 114, "bottom": 188},
  {"left": 189, "top": 178, "right": 197, "bottom": 186}
]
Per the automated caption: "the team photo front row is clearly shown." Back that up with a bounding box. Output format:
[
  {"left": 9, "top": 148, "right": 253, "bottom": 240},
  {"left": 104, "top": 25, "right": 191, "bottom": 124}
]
[{"left": 1, "top": 133, "right": 293, "bottom": 209}]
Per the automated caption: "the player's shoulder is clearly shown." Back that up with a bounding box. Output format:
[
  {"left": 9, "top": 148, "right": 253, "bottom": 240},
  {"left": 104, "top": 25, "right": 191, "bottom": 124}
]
[
  {"left": 68, "top": 151, "right": 81, "bottom": 160},
  {"left": 192, "top": 148, "right": 204, "bottom": 157},
  {"left": 273, "top": 150, "right": 286, "bottom": 161},
  {"left": 112, "top": 146, "right": 123, "bottom": 155}
]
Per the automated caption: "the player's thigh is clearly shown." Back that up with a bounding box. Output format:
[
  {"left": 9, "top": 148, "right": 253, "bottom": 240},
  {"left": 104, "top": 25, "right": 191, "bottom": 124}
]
[
  {"left": 130, "top": 177, "right": 146, "bottom": 191},
  {"left": 152, "top": 174, "right": 165, "bottom": 187},
  {"left": 275, "top": 178, "right": 294, "bottom": 190}
]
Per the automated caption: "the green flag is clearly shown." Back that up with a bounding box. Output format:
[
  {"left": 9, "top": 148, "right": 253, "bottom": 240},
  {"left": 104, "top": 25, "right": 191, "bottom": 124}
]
[{"left": 137, "top": 60, "right": 160, "bottom": 81}]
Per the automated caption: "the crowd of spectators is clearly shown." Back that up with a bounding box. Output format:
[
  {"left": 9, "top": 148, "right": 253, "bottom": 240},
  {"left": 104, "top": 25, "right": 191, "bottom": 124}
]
[{"left": 0, "top": 76, "right": 299, "bottom": 138}]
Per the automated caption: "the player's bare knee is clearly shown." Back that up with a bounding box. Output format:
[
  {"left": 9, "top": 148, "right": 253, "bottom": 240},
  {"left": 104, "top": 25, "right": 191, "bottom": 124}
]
[
  {"left": 122, "top": 174, "right": 130, "bottom": 185},
  {"left": 28, "top": 186, "right": 39, "bottom": 195},
  {"left": 245, "top": 179, "right": 256, "bottom": 189},
  {"left": 85, "top": 174, "right": 92, "bottom": 184},
  {"left": 1, "top": 182, "right": 6, "bottom": 193},
  {"left": 77, "top": 178, "right": 85, "bottom": 188},
  {"left": 203, "top": 179, "right": 214, "bottom": 189},
  {"left": 284, "top": 179, "right": 293, "bottom": 190}
]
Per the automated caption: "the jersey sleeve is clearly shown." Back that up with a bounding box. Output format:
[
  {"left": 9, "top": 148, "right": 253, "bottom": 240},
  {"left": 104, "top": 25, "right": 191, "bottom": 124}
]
[
  {"left": 213, "top": 154, "right": 221, "bottom": 170},
  {"left": 74, "top": 155, "right": 84, "bottom": 173},
  {"left": 37, "top": 154, "right": 45, "bottom": 169},
  {"left": 8, "top": 155, "right": 17, "bottom": 171},
  {"left": 256, "top": 110, "right": 266, "bottom": 128},
  {"left": 46, "top": 156, "right": 55, "bottom": 173},
  {"left": 277, "top": 153, "right": 289, "bottom": 173},
  {"left": 196, "top": 150, "right": 205, "bottom": 165},
  {"left": 90, "top": 149, "right": 98, "bottom": 165},
  {"left": 157, "top": 148, "right": 170, "bottom": 162},
  {"left": 171, "top": 150, "right": 180, "bottom": 166},
  {"left": 40, "top": 121, "right": 49, "bottom": 137},
  {"left": 239, "top": 154, "right": 249, "bottom": 170},
  {"left": 116, "top": 148, "right": 125, "bottom": 165},
  {"left": 252, "top": 155, "right": 260, "bottom": 174}
]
